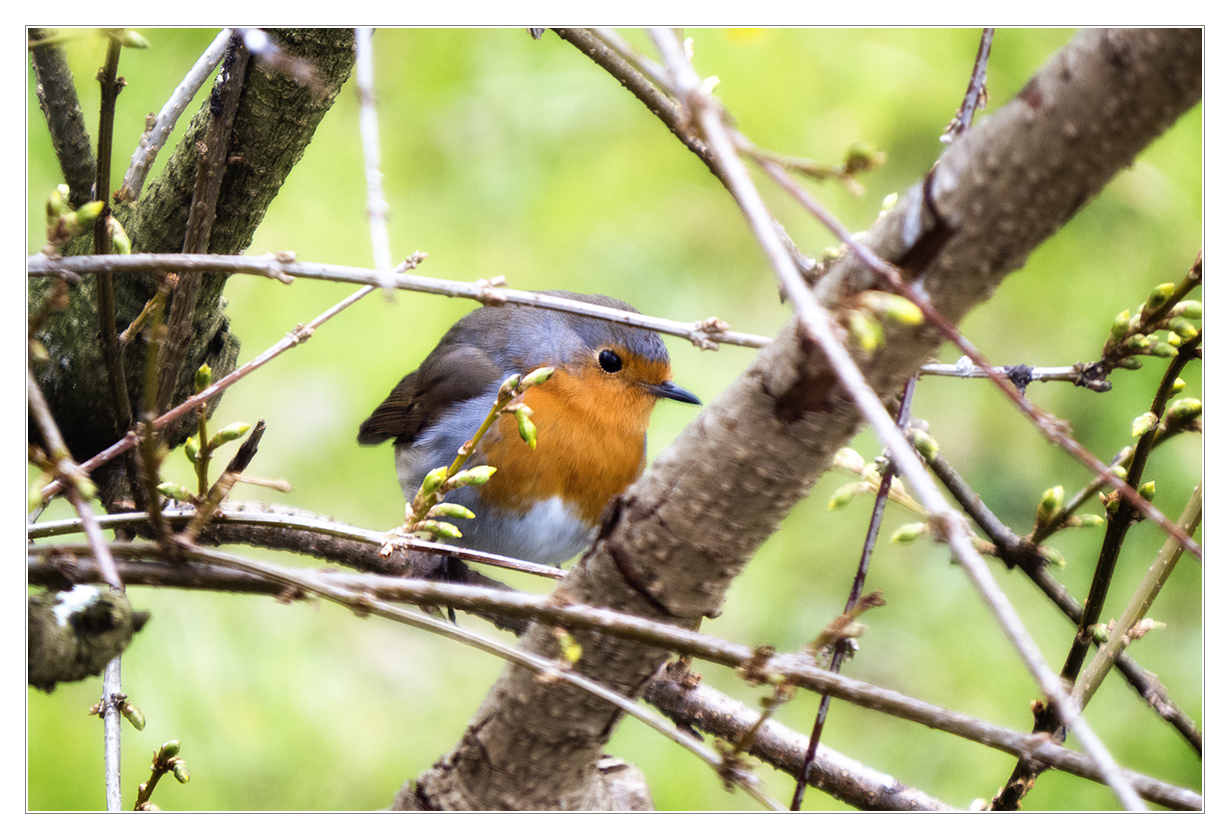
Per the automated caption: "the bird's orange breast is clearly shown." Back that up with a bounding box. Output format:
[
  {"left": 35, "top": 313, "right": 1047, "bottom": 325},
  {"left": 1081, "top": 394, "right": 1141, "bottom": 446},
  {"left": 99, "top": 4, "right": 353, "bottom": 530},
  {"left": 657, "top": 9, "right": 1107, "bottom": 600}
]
[{"left": 476, "top": 362, "right": 664, "bottom": 526}]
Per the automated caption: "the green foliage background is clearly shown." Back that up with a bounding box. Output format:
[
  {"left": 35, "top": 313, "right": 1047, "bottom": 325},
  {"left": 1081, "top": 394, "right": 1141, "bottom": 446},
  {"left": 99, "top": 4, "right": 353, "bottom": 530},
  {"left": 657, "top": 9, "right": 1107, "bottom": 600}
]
[{"left": 28, "top": 28, "right": 1201, "bottom": 811}]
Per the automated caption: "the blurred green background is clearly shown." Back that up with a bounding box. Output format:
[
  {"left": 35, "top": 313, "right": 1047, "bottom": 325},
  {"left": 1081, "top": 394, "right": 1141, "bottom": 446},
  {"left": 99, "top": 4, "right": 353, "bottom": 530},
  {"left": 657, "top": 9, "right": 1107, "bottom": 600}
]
[{"left": 28, "top": 28, "right": 1201, "bottom": 811}]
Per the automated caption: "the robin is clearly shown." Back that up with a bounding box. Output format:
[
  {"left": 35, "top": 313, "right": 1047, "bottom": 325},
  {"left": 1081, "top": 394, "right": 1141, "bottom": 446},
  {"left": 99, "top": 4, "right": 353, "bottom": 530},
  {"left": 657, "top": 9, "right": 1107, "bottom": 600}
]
[{"left": 358, "top": 290, "right": 701, "bottom": 566}]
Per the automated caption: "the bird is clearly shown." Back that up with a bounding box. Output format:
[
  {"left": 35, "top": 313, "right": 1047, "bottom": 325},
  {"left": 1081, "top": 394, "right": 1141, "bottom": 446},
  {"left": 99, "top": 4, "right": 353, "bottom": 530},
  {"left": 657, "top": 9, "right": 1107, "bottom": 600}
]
[{"left": 358, "top": 290, "right": 701, "bottom": 566}]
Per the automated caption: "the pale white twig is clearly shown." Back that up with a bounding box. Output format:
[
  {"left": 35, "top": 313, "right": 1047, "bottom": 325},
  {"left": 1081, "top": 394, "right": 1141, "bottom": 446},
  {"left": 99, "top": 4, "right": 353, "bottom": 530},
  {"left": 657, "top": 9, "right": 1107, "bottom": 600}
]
[
  {"left": 1072, "top": 483, "right": 1203, "bottom": 708},
  {"left": 27, "top": 252, "right": 769, "bottom": 350},
  {"left": 354, "top": 28, "right": 394, "bottom": 282},
  {"left": 119, "top": 29, "right": 233, "bottom": 202},
  {"left": 102, "top": 657, "right": 123, "bottom": 810}
]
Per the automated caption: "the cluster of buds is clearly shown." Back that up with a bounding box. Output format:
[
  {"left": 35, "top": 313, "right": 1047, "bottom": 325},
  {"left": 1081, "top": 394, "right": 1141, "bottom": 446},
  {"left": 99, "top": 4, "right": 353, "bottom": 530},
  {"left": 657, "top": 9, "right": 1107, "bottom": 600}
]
[
  {"left": 1102, "top": 282, "right": 1201, "bottom": 369},
  {"left": 43, "top": 183, "right": 133, "bottom": 255},
  {"left": 134, "top": 740, "right": 190, "bottom": 810},
  {"left": 44, "top": 185, "right": 103, "bottom": 250}
]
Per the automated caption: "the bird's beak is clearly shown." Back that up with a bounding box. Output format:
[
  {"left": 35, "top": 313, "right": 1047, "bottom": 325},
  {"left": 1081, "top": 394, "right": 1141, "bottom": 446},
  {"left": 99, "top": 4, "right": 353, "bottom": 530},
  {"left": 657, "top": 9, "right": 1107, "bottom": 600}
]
[{"left": 648, "top": 380, "right": 702, "bottom": 405}]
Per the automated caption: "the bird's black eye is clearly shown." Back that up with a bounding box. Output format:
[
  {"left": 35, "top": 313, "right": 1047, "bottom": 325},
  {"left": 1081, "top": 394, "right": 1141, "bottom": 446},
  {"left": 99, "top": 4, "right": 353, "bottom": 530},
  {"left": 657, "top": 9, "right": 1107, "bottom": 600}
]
[{"left": 598, "top": 349, "right": 623, "bottom": 373}]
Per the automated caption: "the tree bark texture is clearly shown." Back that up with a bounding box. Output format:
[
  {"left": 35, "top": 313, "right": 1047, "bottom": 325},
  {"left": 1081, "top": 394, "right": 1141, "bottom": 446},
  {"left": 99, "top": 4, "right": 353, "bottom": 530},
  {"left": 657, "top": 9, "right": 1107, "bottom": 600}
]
[
  {"left": 29, "top": 29, "right": 356, "bottom": 485},
  {"left": 400, "top": 28, "right": 1201, "bottom": 811}
]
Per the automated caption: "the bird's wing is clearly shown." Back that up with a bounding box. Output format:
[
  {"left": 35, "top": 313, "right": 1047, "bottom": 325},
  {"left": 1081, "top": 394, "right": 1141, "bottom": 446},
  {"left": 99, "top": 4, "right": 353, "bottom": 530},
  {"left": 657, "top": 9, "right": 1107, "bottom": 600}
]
[{"left": 357, "top": 343, "right": 502, "bottom": 445}]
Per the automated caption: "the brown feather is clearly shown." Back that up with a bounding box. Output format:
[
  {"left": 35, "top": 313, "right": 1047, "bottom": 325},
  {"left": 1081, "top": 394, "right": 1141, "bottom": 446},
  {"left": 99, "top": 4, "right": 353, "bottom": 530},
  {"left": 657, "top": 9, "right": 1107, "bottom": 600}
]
[{"left": 357, "top": 342, "right": 501, "bottom": 445}]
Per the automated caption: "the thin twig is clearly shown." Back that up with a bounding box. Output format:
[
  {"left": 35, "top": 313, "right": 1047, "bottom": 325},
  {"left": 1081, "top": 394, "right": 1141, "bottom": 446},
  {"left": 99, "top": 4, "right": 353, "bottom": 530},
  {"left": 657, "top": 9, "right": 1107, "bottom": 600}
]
[
  {"left": 940, "top": 28, "right": 994, "bottom": 143},
  {"left": 89, "top": 38, "right": 127, "bottom": 808},
  {"left": 1059, "top": 335, "right": 1199, "bottom": 681},
  {"left": 791, "top": 376, "right": 916, "bottom": 810},
  {"left": 919, "top": 359, "right": 1112, "bottom": 392},
  {"left": 647, "top": 671, "right": 956, "bottom": 811},
  {"left": 93, "top": 34, "right": 132, "bottom": 485}
]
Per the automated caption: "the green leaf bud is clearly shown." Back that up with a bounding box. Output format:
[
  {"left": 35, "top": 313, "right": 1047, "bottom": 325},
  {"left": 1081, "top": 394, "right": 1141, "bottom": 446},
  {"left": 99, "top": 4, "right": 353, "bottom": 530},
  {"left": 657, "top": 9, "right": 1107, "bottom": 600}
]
[
  {"left": 1100, "top": 491, "right": 1119, "bottom": 514},
  {"left": 827, "top": 483, "right": 859, "bottom": 511},
  {"left": 157, "top": 482, "right": 193, "bottom": 502},
  {"left": 158, "top": 741, "right": 181, "bottom": 761},
  {"left": 1038, "top": 485, "right": 1064, "bottom": 517},
  {"left": 1163, "top": 397, "right": 1202, "bottom": 429},
  {"left": 1139, "top": 481, "right": 1156, "bottom": 502},
  {"left": 106, "top": 216, "right": 131, "bottom": 254},
  {"left": 1126, "top": 333, "right": 1152, "bottom": 352},
  {"left": 1037, "top": 545, "right": 1065, "bottom": 568},
  {"left": 890, "top": 522, "right": 930, "bottom": 543},
  {"left": 73, "top": 200, "right": 105, "bottom": 229},
  {"left": 419, "top": 466, "right": 449, "bottom": 495},
  {"left": 1071, "top": 514, "right": 1105, "bottom": 529},
  {"left": 1168, "top": 378, "right": 1186, "bottom": 397},
  {"left": 1089, "top": 624, "right": 1110, "bottom": 644},
  {"left": 497, "top": 373, "right": 522, "bottom": 400},
  {"left": 911, "top": 430, "right": 939, "bottom": 462},
  {"left": 46, "top": 184, "right": 71, "bottom": 222},
  {"left": 1151, "top": 342, "right": 1179, "bottom": 358},
  {"left": 834, "top": 448, "right": 866, "bottom": 474},
  {"left": 843, "top": 140, "right": 886, "bottom": 173},
  {"left": 1130, "top": 412, "right": 1158, "bottom": 438},
  {"left": 208, "top": 421, "right": 251, "bottom": 449},
  {"left": 1170, "top": 300, "right": 1201, "bottom": 320},
  {"left": 520, "top": 366, "right": 555, "bottom": 388},
  {"left": 171, "top": 760, "right": 191, "bottom": 784},
  {"left": 75, "top": 476, "right": 98, "bottom": 501},
  {"left": 121, "top": 702, "right": 145, "bottom": 731},
  {"left": 1167, "top": 317, "right": 1199, "bottom": 341},
  {"left": 514, "top": 404, "right": 537, "bottom": 450},
  {"left": 861, "top": 290, "right": 924, "bottom": 326},
  {"left": 195, "top": 363, "right": 212, "bottom": 392},
  {"left": 1117, "top": 357, "right": 1143, "bottom": 370},
  {"left": 452, "top": 465, "right": 497, "bottom": 486},
  {"left": 846, "top": 310, "right": 883, "bottom": 353},
  {"left": 427, "top": 502, "right": 475, "bottom": 520},
  {"left": 1141, "top": 282, "right": 1175, "bottom": 320},
  {"left": 184, "top": 435, "right": 200, "bottom": 463},
  {"left": 1109, "top": 309, "right": 1131, "bottom": 341},
  {"left": 116, "top": 29, "right": 151, "bottom": 48},
  {"left": 417, "top": 520, "right": 464, "bottom": 541}
]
